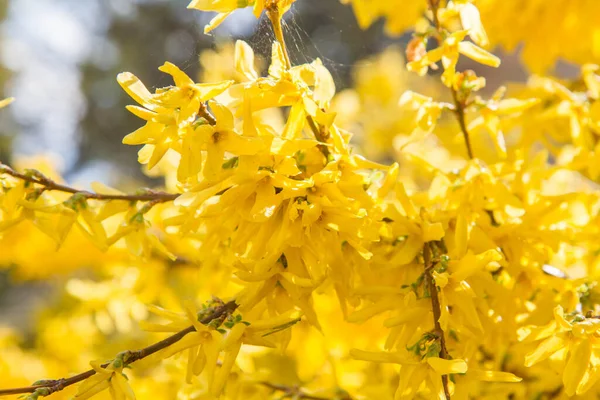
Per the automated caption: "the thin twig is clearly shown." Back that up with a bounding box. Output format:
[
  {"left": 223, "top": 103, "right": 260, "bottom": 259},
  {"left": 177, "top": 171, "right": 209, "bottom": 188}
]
[
  {"left": 0, "top": 300, "right": 238, "bottom": 397},
  {"left": 265, "top": 1, "right": 331, "bottom": 161},
  {"left": 198, "top": 102, "right": 217, "bottom": 126},
  {"left": 0, "top": 164, "right": 179, "bottom": 202},
  {"left": 423, "top": 243, "right": 451, "bottom": 399},
  {"left": 266, "top": 2, "right": 292, "bottom": 70},
  {"left": 450, "top": 90, "right": 474, "bottom": 159},
  {"left": 260, "top": 382, "right": 347, "bottom": 400},
  {"left": 427, "top": 0, "right": 474, "bottom": 159}
]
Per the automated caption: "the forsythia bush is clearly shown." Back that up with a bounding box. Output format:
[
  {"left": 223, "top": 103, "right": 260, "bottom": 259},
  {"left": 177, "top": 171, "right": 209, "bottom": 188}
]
[{"left": 1, "top": 0, "right": 600, "bottom": 399}]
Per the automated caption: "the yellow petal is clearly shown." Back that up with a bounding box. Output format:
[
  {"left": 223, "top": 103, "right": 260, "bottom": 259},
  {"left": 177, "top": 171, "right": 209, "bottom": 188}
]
[
  {"left": 347, "top": 298, "right": 398, "bottom": 323},
  {"left": 222, "top": 323, "right": 246, "bottom": 350},
  {"left": 137, "top": 144, "right": 153, "bottom": 165},
  {"left": 159, "top": 61, "right": 194, "bottom": 87},
  {"left": 212, "top": 342, "right": 241, "bottom": 395},
  {"left": 454, "top": 212, "right": 469, "bottom": 258},
  {"left": 495, "top": 98, "right": 540, "bottom": 114},
  {"left": 422, "top": 221, "right": 445, "bottom": 242},
  {"left": 378, "top": 163, "right": 399, "bottom": 198},
  {"left": 252, "top": 0, "right": 265, "bottom": 17},
  {"left": 426, "top": 357, "right": 468, "bottom": 375},
  {"left": 524, "top": 335, "right": 565, "bottom": 367},
  {"left": 148, "top": 141, "right": 169, "bottom": 170},
  {"left": 125, "top": 105, "right": 157, "bottom": 121},
  {"left": 117, "top": 72, "right": 159, "bottom": 111},
  {"left": 245, "top": 310, "right": 302, "bottom": 332},
  {"left": 74, "top": 379, "right": 110, "bottom": 400},
  {"left": 282, "top": 101, "right": 306, "bottom": 139},
  {"left": 202, "top": 330, "right": 221, "bottom": 386},
  {"left": 221, "top": 131, "right": 268, "bottom": 155},
  {"left": 384, "top": 307, "right": 431, "bottom": 327},
  {"left": 76, "top": 372, "right": 110, "bottom": 396},
  {"left": 469, "top": 370, "right": 522, "bottom": 382},
  {"left": 203, "top": 12, "right": 232, "bottom": 34},
  {"left": 396, "top": 183, "right": 418, "bottom": 218},
  {"left": 203, "top": 141, "right": 226, "bottom": 181},
  {"left": 113, "top": 372, "right": 136, "bottom": 400},
  {"left": 553, "top": 306, "right": 573, "bottom": 330},
  {"left": 122, "top": 122, "right": 163, "bottom": 145},
  {"left": 193, "top": 80, "right": 234, "bottom": 102},
  {"left": 178, "top": 135, "right": 203, "bottom": 181},
  {"left": 452, "top": 250, "right": 502, "bottom": 283},
  {"left": 407, "top": 47, "right": 444, "bottom": 76},
  {"left": 183, "top": 301, "right": 205, "bottom": 332},
  {"left": 563, "top": 339, "right": 592, "bottom": 396},
  {"left": 458, "top": 42, "right": 500, "bottom": 67},
  {"left": 269, "top": 42, "right": 286, "bottom": 78},
  {"left": 209, "top": 100, "right": 234, "bottom": 130},
  {"left": 235, "top": 40, "right": 258, "bottom": 81},
  {"left": 193, "top": 347, "right": 206, "bottom": 375},
  {"left": 459, "top": 3, "right": 488, "bottom": 47},
  {"left": 350, "top": 349, "right": 412, "bottom": 364},
  {"left": 146, "top": 305, "right": 185, "bottom": 320},
  {"left": 186, "top": 347, "right": 196, "bottom": 384},
  {"left": 188, "top": 0, "right": 248, "bottom": 13},
  {"left": 312, "top": 59, "right": 336, "bottom": 106},
  {"left": 390, "top": 235, "right": 423, "bottom": 266},
  {"left": 0, "top": 97, "right": 15, "bottom": 108}
]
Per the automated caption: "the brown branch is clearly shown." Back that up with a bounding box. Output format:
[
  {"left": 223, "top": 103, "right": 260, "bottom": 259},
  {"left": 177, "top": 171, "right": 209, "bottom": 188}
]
[
  {"left": 265, "top": 2, "right": 331, "bottom": 162},
  {"left": 450, "top": 90, "right": 474, "bottom": 159},
  {"left": 0, "top": 300, "right": 238, "bottom": 397},
  {"left": 198, "top": 102, "right": 217, "bottom": 126},
  {"left": 423, "top": 242, "right": 451, "bottom": 399},
  {"left": 260, "top": 382, "right": 349, "bottom": 400},
  {"left": 0, "top": 164, "right": 179, "bottom": 202},
  {"left": 427, "top": 0, "right": 474, "bottom": 159},
  {"left": 266, "top": 1, "right": 292, "bottom": 70}
]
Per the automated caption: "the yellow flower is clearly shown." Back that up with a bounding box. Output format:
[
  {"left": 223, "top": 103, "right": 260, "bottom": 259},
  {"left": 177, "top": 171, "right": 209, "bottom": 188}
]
[
  {"left": 188, "top": 0, "right": 297, "bottom": 33},
  {"left": 350, "top": 348, "right": 467, "bottom": 399},
  {"left": 74, "top": 358, "right": 135, "bottom": 400},
  {"left": 467, "top": 89, "right": 540, "bottom": 159},
  {"left": 118, "top": 62, "right": 233, "bottom": 173},
  {"left": 407, "top": 31, "right": 500, "bottom": 87},
  {"left": 519, "top": 305, "right": 600, "bottom": 396},
  {"left": 187, "top": 100, "right": 269, "bottom": 181},
  {"left": 434, "top": 249, "right": 503, "bottom": 336},
  {"left": 141, "top": 302, "right": 223, "bottom": 388}
]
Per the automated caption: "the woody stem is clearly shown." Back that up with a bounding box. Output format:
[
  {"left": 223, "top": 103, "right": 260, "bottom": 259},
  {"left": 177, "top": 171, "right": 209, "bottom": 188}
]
[
  {"left": 424, "top": 242, "right": 451, "bottom": 399},
  {"left": 427, "top": 0, "right": 474, "bottom": 159},
  {"left": 0, "top": 163, "right": 179, "bottom": 202},
  {"left": 0, "top": 301, "right": 238, "bottom": 397},
  {"left": 266, "top": 3, "right": 292, "bottom": 70},
  {"left": 265, "top": 2, "right": 331, "bottom": 161}
]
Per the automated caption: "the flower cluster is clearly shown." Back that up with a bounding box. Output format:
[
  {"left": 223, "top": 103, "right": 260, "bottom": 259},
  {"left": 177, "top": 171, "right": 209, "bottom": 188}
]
[{"left": 1, "top": 0, "right": 600, "bottom": 400}]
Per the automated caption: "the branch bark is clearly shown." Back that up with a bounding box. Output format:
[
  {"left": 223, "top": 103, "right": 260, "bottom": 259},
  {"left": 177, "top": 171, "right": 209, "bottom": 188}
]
[
  {"left": 260, "top": 382, "right": 350, "bottom": 400},
  {"left": 427, "top": 0, "right": 474, "bottom": 159},
  {"left": 0, "top": 164, "right": 179, "bottom": 202},
  {"left": 423, "top": 242, "right": 451, "bottom": 399},
  {"left": 0, "top": 300, "right": 238, "bottom": 397},
  {"left": 265, "top": 1, "right": 331, "bottom": 162}
]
